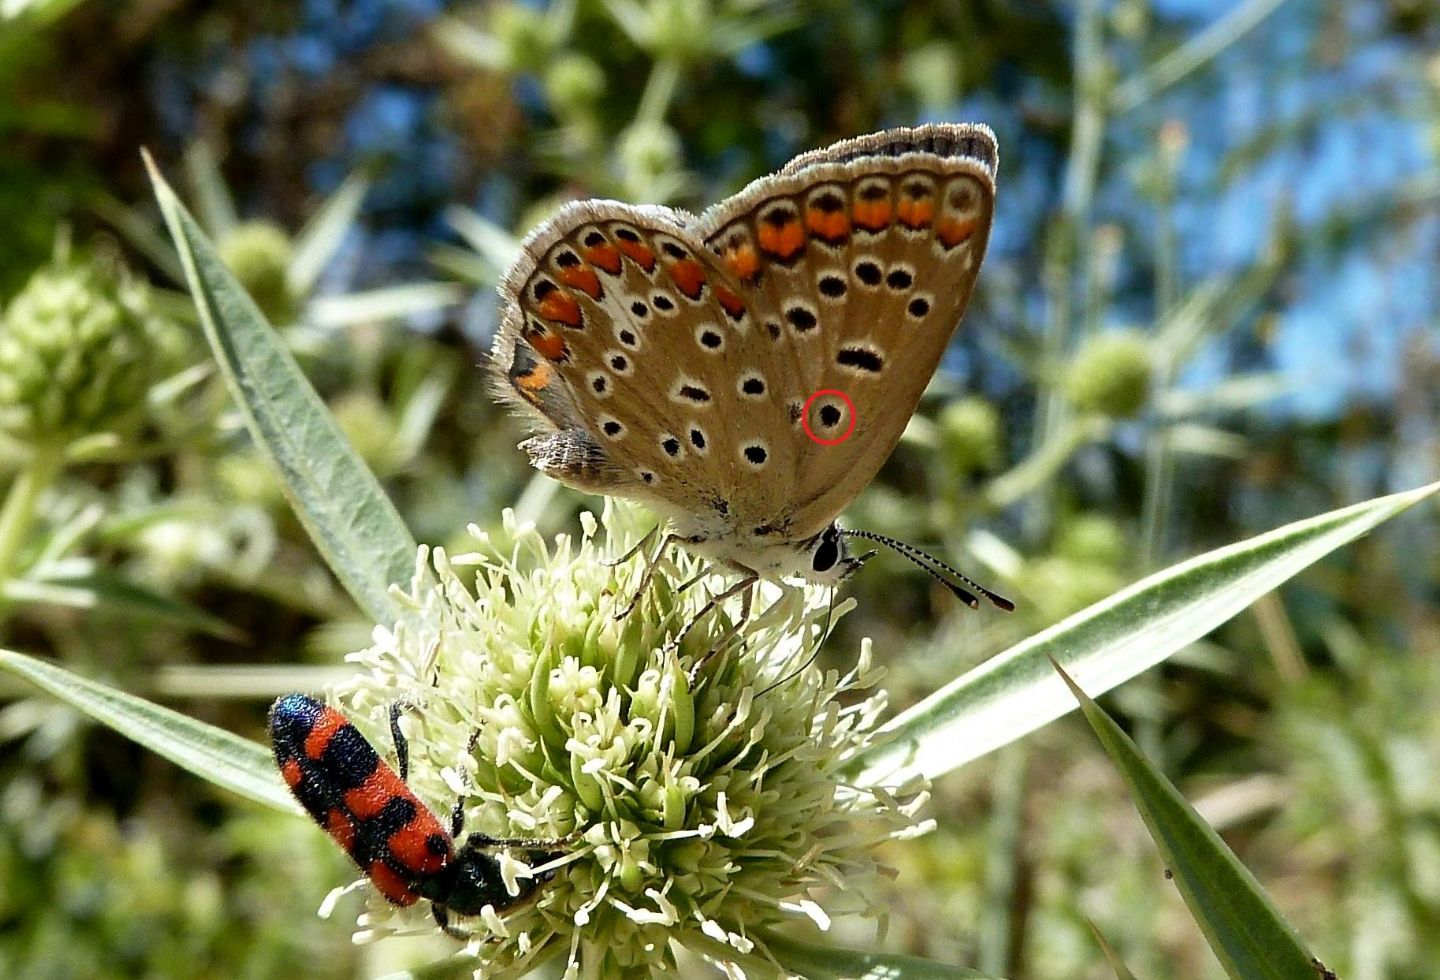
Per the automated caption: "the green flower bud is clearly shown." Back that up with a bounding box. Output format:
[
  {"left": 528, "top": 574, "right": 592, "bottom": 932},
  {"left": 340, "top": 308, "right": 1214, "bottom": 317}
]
[
  {"left": 0, "top": 255, "right": 173, "bottom": 447},
  {"left": 618, "top": 121, "right": 683, "bottom": 186},
  {"left": 1055, "top": 513, "right": 1128, "bottom": 568},
  {"left": 544, "top": 54, "right": 605, "bottom": 114},
  {"left": 647, "top": 0, "right": 709, "bottom": 61},
  {"left": 336, "top": 503, "right": 922, "bottom": 975},
  {"left": 939, "top": 396, "right": 1002, "bottom": 474},
  {"left": 330, "top": 392, "right": 400, "bottom": 474},
  {"left": 491, "top": 3, "right": 552, "bottom": 72},
  {"left": 1063, "top": 329, "right": 1152, "bottom": 418},
  {"left": 1025, "top": 555, "right": 1125, "bottom": 622},
  {"left": 217, "top": 222, "right": 297, "bottom": 326}
]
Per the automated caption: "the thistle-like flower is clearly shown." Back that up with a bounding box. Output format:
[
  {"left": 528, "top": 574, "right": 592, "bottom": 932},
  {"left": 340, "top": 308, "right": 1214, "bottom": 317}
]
[
  {"left": 334, "top": 502, "right": 931, "bottom": 978},
  {"left": 0, "top": 252, "right": 178, "bottom": 448}
]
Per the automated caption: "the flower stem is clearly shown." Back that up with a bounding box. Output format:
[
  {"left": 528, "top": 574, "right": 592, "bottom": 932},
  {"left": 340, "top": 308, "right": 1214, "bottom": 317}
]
[{"left": 0, "top": 446, "right": 64, "bottom": 583}]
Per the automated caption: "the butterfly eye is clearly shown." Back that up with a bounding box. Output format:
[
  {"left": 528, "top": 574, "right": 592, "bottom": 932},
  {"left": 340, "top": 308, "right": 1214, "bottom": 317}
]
[{"left": 812, "top": 530, "right": 841, "bottom": 573}]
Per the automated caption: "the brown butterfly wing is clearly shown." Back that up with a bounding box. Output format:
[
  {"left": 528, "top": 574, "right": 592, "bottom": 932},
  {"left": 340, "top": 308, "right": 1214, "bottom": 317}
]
[{"left": 694, "top": 124, "right": 998, "bottom": 541}]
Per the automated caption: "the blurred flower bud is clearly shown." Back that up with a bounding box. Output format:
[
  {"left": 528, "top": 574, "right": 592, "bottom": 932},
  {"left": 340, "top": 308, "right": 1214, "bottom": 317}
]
[
  {"left": 1055, "top": 513, "right": 1128, "bottom": 567},
  {"left": 618, "top": 121, "right": 683, "bottom": 186},
  {"left": 939, "top": 396, "right": 1002, "bottom": 475},
  {"left": 648, "top": 0, "right": 709, "bottom": 62},
  {"left": 217, "top": 222, "right": 297, "bottom": 326},
  {"left": 1063, "top": 329, "right": 1152, "bottom": 418},
  {"left": 0, "top": 254, "right": 173, "bottom": 447},
  {"left": 492, "top": 3, "right": 552, "bottom": 72},
  {"left": 544, "top": 54, "right": 606, "bottom": 115},
  {"left": 331, "top": 392, "right": 401, "bottom": 474}
]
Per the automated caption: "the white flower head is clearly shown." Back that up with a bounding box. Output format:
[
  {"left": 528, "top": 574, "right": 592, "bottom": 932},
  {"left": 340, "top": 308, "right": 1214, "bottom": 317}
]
[{"left": 335, "top": 501, "right": 922, "bottom": 978}]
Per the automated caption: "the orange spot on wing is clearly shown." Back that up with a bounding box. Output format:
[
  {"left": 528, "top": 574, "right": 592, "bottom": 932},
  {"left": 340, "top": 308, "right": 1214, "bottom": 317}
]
[
  {"left": 757, "top": 218, "right": 805, "bottom": 260},
  {"left": 559, "top": 265, "right": 602, "bottom": 299},
  {"left": 389, "top": 820, "right": 450, "bottom": 875},
  {"left": 326, "top": 809, "right": 356, "bottom": 853},
  {"left": 529, "top": 331, "right": 569, "bottom": 363},
  {"left": 853, "top": 198, "right": 892, "bottom": 231},
  {"left": 302, "top": 708, "right": 346, "bottom": 760},
  {"left": 515, "top": 361, "right": 553, "bottom": 394},
  {"left": 369, "top": 861, "right": 420, "bottom": 906},
  {"left": 583, "top": 243, "right": 623, "bottom": 275},
  {"left": 937, "top": 216, "right": 978, "bottom": 249},
  {"left": 666, "top": 258, "right": 707, "bottom": 299},
  {"left": 898, "top": 197, "right": 935, "bottom": 229},
  {"left": 616, "top": 239, "right": 656, "bottom": 272},
  {"left": 723, "top": 243, "right": 762, "bottom": 283},
  {"left": 714, "top": 284, "right": 746, "bottom": 320},
  {"left": 536, "top": 290, "right": 583, "bottom": 328},
  {"left": 806, "top": 207, "right": 851, "bottom": 242}
]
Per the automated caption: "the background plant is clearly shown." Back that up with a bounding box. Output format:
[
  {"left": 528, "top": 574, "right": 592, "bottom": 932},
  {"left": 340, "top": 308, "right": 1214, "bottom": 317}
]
[{"left": 1, "top": 0, "right": 1438, "bottom": 977}]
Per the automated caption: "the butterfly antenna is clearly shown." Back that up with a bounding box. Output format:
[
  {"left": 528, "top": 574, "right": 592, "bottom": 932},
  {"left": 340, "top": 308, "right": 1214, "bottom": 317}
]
[
  {"left": 756, "top": 587, "right": 838, "bottom": 699},
  {"left": 842, "top": 530, "right": 1015, "bottom": 612}
]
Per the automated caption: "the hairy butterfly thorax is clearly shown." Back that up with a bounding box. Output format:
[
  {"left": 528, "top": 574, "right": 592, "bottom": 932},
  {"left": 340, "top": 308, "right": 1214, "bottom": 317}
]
[
  {"left": 491, "top": 124, "right": 1012, "bottom": 615},
  {"left": 268, "top": 694, "right": 570, "bottom": 938}
]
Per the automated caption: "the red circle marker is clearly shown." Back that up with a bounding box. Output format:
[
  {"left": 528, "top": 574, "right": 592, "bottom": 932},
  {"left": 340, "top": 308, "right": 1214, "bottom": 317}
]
[{"left": 802, "top": 389, "right": 858, "bottom": 446}]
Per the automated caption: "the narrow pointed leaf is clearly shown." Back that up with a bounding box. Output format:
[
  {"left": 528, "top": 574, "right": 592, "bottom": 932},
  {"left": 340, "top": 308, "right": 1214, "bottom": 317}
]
[
  {"left": 6, "top": 568, "right": 245, "bottom": 641},
  {"left": 1087, "top": 919, "right": 1141, "bottom": 980},
  {"left": 850, "top": 482, "right": 1440, "bottom": 787},
  {"left": 145, "top": 152, "right": 417, "bottom": 625},
  {"left": 766, "top": 933, "right": 1002, "bottom": 979},
  {"left": 1057, "top": 661, "right": 1316, "bottom": 980},
  {"left": 289, "top": 170, "right": 370, "bottom": 294},
  {"left": 0, "top": 649, "right": 295, "bottom": 812}
]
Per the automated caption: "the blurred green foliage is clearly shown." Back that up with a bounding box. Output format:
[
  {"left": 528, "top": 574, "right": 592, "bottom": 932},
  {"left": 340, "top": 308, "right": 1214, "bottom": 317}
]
[{"left": 1, "top": 0, "right": 1437, "bottom": 977}]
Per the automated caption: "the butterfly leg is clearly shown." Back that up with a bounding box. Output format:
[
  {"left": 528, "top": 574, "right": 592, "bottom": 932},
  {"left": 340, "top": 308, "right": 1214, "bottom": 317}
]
[
  {"left": 666, "top": 571, "right": 759, "bottom": 659},
  {"left": 612, "top": 532, "right": 697, "bottom": 621},
  {"left": 601, "top": 525, "right": 657, "bottom": 568}
]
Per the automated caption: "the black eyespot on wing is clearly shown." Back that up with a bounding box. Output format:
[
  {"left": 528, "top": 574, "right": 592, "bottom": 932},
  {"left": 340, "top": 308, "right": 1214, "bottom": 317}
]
[
  {"left": 653, "top": 295, "right": 675, "bottom": 311},
  {"left": 818, "top": 275, "right": 847, "bottom": 298},
  {"left": 610, "top": 354, "right": 628, "bottom": 371},
  {"left": 743, "top": 444, "right": 767, "bottom": 465},
  {"left": 555, "top": 251, "right": 581, "bottom": 267},
  {"left": 631, "top": 301, "right": 649, "bottom": 317},
  {"left": 885, "top": 268, "right": 914, "bottom": 290},
  {"left": 837, "top": 346, "right": 884, "bottom": 373},
  {"left": 854, "top": 260, "right": 882, "bottom": 286},
  {"left": 819, "top": 404, "right": 841, "bottom": 427},
  {"left": 742, "top": 377, "right": 764, "bottom": 395},
  {"left": 690, "top": 428, "right": 706, "bottom": 450},
  {"left": 786, "top": 307, "right": 817, "bottom": 332},
  {"left": 700, "top": 330, "right": 723, "bottom": 349},
  {"left": 907, "top": 297, "right": 930, "bottom": 318},
  {"left": 662, "top": 436, "right": 681, "bottom": 457},
  {"left": 679, "top": 384, "right": 710, "bottom": 402}
]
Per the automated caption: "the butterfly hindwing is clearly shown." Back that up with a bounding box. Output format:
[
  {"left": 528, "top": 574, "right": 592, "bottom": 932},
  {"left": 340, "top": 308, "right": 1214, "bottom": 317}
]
[{"left": 494, "top": 201, "right": 763, "bottom": 518}]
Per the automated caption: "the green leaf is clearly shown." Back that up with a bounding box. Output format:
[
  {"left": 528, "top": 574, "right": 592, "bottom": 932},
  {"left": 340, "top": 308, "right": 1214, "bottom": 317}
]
[
  {"left": 5, "top": 568, "right": 246, "bottom": 641},
  {"left": 850, "top": 481, "right": 1440, "bottom": 787},
  {"left": 144, "top": 151, "right": 418, "bottom": 625},
  {"left": 765, "top": 933, "right": 1003, "bottom": 979},
  {"left": 0, "top": 649, "right": 295, "bottom": 812},
  {"left": 289, "top": 170, "right": 370, "bottom": 294},
  {"left": 1056, "top": 660, "right": 1317, "bottom": 980},
  {"left": 1087, "top": 919, "right": 1141, "bottom": 980}
]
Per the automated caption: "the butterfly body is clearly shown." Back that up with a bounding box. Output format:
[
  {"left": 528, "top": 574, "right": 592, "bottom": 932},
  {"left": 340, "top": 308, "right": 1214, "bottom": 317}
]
[{"left": 493, "top": 124, "right": 998, "bottom": 588}]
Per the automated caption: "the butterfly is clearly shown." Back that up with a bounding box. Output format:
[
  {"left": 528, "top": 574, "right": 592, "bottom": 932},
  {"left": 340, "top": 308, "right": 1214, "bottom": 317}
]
[{"left": 490, "top": 124, "right": 1012, "bottom": 612}]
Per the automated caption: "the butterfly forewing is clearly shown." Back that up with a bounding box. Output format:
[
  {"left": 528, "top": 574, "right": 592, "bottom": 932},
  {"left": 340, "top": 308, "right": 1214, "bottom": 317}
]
[{"left": 694, "top": 124, "right": 997, "bottom": 539}]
